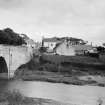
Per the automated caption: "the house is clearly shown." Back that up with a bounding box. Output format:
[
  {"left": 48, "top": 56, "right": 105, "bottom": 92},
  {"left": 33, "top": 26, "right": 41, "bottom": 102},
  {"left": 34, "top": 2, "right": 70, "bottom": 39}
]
[
  {"left": 55, "top": 42, "right": 76, "bottom": 56},
  {"left": 42, "top": 37, "right": 61, "bottom": 52},
  {"left": 42, "top": 36, "right": 91, "bottom": 55},
  {"left": 66, "top": 37, "right": 88, "bottom": 45},
  {"left": 55, "top": 41, "right": 93, "bottom": 56}
]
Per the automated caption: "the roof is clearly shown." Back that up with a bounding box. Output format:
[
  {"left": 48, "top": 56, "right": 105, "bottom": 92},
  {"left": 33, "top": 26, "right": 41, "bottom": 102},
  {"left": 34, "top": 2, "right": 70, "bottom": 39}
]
[
  {"left": 43, "top": 37, "right": 86, "bottom": 43},
  {"left": 43, "top": 37, "right": 61, "bottom": 42},
  {"left": 72, "top": 45, "right": 93, "bottom": 51}
]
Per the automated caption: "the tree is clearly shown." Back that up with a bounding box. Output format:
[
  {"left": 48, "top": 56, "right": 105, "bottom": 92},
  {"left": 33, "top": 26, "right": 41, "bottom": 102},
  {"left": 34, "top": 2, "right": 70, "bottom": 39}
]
[
  {"left": 103, "top": 43, "right": 105, "bottom": 46},
  {"left": 97, "top": 46, "right": 105, "bottom": 53},
  {"left": 0, "top": 28, "right": 26, "bottom": 45},
  {"left": 39, "top": 47, "right": 47, "bottom": 53}
]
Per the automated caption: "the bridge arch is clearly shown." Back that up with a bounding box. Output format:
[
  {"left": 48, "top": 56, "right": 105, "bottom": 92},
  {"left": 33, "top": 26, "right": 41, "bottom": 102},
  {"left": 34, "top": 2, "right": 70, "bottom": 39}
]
[
  {"left": 0, "top": 45, "right": 33, "bottom": 78},
  {"left": 0, "top": 56, "right": 8, "bottom": 78},
  {"left": 0, "top": 56, "right": 8, "bottom": 73}
]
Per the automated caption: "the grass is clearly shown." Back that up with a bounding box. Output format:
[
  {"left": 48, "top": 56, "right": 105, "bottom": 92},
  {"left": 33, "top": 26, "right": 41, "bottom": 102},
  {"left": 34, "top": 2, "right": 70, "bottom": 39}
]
[
  {"left": 41, "top": 54, "right": 105, "bottom": 70},
  {"left": 0, "top": 91, "right": 36, "bottom": 105},
  {"left": 41, "top": 54, "right": 103, "bottom": 64},
  {"left": 15, "top": 69, "right": 100, "bottom": 86},
  {"left": 15, "top": 54, "right": 105, "bottom": 86}
]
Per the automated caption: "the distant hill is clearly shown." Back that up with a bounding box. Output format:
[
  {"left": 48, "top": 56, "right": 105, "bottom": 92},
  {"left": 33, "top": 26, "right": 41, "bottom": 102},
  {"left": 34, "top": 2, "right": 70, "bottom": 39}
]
[{"left": 0, "top": 28, "right": 26, "bottom": 46}]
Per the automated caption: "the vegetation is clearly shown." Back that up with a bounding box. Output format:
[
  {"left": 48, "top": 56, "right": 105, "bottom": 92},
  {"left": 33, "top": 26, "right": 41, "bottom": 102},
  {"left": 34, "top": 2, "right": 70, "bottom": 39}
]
[
  {"left": 103, "top": 43, "right": 105, "bottom": 46},
  {"left": 0, "top": 28, "right": 26, "bottom": 45},
  {"left": 40, "top": 54, "right": 105, "bottom": 69},
  {"left": 97, "top": 98, "right": 103, "bottom": 105},
  {"left": 41, "top": 54, "right": 95, "bottom": 64},
  {"left": 0, "top": 91, "right": 65, "bottom": 105},
  {"left": 0, "top": 91, "right": 36, "bottom": 105},
  {"left": 15, "top": 54, "right": 105, "bottom": 86},
  {"left": 39, "top": 46, "right": 47, "bottom": 53},
  {"left": 97, "top": 46, "right": 105, "bottom": 53}
]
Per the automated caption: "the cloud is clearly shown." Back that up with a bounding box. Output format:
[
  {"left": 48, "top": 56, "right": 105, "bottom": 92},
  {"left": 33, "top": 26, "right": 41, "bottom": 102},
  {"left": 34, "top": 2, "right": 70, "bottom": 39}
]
[
  {"left": 1, "top": 0, "right": 105, "bottom": 25},
  {"left": 0, "top": 0, "right": 24, "bottom": 9},
  {"left": 0, "top": 0, "right": 105, "bottom": 43},
  {"left": 24, "top": 0, "right": 105, "bottom": 26}
]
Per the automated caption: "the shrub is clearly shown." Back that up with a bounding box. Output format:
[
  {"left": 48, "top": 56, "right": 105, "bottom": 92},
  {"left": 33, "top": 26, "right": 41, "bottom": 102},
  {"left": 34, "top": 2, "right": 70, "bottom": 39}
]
[
  {"left": 0, "top": 91, "right": 36, "bottom": 105},
  {"left": 43, "top": 63, "right": 58, "bottom": 72},
  {"left": 58, "top": 66, "right": 72, "bottom": 73},
  {"left": 39, "top": 47, "right": 47, "bottom": 53},
  {"left": 6, "top": 90, "right": 24, "bottom": 105},
  {"left": 18, "top": 58, "right": 40, "bottom": 70}
]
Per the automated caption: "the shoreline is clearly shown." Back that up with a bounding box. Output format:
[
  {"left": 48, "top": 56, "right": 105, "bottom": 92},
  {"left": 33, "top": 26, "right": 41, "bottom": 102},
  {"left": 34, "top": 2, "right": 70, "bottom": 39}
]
[
  {"left": 14, "top": 54, "right": 105, "bottom": 87},
  {"left": 15, "top": 70, "right": 105, "bottom": 87}
]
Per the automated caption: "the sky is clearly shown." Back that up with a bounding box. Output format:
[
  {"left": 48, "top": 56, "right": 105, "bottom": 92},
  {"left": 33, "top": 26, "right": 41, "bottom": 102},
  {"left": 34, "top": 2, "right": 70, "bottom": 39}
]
[{"left": 0, "top": 0, "right": 105, "bottom": 45}]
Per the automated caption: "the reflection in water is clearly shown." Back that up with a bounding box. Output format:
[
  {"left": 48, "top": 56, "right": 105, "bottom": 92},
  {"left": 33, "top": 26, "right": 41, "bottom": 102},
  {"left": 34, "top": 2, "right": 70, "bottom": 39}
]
[{"left": 0, "top": 79, "right": 9, "bottom": 93}]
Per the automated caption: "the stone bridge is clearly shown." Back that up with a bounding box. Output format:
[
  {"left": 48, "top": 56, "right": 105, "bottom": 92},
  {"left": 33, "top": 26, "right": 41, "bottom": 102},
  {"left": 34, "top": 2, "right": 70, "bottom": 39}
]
[{"left": 0, "top": 45, "right": 33, "bottom": 78}]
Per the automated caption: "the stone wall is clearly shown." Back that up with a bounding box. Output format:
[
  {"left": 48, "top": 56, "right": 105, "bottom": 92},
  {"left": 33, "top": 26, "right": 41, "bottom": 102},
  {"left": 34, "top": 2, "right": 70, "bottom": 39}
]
[{"left": 0, "top": 45, "right": 33, "bottom": 78}]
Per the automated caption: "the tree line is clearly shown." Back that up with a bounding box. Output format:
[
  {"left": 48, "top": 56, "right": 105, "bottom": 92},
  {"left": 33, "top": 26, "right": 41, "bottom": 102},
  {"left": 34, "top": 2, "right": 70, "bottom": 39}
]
[{"left": 0, "top": 28, "right": 26, "bottom": 45}]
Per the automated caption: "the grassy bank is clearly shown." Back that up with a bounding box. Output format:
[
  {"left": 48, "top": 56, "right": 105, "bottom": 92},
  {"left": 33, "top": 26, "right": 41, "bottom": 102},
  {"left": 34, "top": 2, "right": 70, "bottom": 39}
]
[
  {"left": 40, "top": 54, "right": 105, "bottom": 70},
  {"left": 0, "top": 91, "right": 68, "bottom": 105},
  {"left": 0, "top": 91, "right": 37, "bottom": 105},
  {"left": 15, "top": 54, "right": 105, "bottom": 86}
]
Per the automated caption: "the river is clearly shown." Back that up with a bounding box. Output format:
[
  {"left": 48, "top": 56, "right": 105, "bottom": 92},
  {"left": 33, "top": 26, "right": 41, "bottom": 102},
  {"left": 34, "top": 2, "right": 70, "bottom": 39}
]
[{"left": 0, "top": 80, "right": 105, "bottom": 105}]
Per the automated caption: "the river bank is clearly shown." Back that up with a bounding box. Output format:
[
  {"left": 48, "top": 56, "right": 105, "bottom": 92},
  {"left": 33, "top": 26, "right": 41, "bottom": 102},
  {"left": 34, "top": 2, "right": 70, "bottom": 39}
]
[
  {"left": 15, "top": 54, "right": 105, "bottom": 87},
  {"left": 15, "top": 69, "right": 105, "bottom": 87}
]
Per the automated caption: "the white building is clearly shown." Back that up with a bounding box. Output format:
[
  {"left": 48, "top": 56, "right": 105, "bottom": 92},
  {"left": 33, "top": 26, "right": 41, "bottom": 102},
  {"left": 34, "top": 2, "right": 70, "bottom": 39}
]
[
  {"left": 55, "top": 41, "right": 93, "bottom": 56},
  {"left": 42, "top": 37, "right": 61, "bottom": 52}
]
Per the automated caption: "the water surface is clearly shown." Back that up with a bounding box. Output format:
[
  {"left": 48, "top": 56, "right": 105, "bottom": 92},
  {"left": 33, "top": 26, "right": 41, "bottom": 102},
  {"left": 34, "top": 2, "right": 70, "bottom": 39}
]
[{"left": 0, "top": 80, "right": 105, "bottom": 105}]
